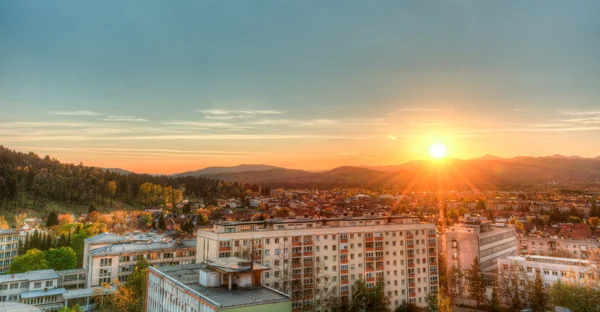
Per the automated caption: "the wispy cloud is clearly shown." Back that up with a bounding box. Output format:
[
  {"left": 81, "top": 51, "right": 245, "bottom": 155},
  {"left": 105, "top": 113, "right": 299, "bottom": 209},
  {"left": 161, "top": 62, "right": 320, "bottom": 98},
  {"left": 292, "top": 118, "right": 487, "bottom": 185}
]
[
  {"left": 396, "top": 108, "right": 438, "bottom": 112},
  {"left": 387, "top": 135, "right": 397, "bottom": 141},
  {"left": 49, "top": 110, "right": 101, "bottom": 116},
  {"left": 104, "top": 116, "right": 148, "bottom": 122},
  {"left": 198, "top": 109, "right": 282, "bottom": 115},
  {"left": 558, "top": 110, "right": 600, "bottom": 116}
]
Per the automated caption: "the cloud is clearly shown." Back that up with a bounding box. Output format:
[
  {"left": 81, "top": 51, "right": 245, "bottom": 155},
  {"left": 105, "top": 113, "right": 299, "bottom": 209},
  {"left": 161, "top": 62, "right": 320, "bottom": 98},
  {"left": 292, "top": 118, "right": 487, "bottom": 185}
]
[
  {"left": 50, "top": 110, "right": 101, "bottom": 116},
  {"left": 104, "top": 116, "right": 148, "bottom": 122},
  {"left": 387, "top": 135, "right": 397, "bottom": 141},
  {"left": 396, "top": 108, "right": 438, "bottom": 112},
  {"left": 198, "top": 109, "right": 282, "bottom": 115},
  {"left": 558, "top": 110, "right": 600, "bottom": 116}
]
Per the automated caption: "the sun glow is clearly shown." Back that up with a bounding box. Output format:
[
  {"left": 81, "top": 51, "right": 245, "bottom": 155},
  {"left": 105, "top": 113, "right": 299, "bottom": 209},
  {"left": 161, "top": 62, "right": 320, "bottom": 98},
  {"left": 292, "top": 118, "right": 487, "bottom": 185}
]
[{"left": 429, "top": 143, "right": 447, "bottom": 159}]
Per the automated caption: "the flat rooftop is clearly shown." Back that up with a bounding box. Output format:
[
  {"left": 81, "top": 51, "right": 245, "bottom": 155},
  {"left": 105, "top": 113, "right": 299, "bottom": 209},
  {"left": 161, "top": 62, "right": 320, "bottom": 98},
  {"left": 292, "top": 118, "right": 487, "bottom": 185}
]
[
  {"left": 505, "top": 255, "right": 591, "bottom": 265},
  {"left": 0, "top": 270, "right": 58, "bottom": 284},
  {"left": 89, "top": 239, "right": 195, "bottom": 256},
  {"left": 153, "top": 263, "right": 289, "bottom": 308}
]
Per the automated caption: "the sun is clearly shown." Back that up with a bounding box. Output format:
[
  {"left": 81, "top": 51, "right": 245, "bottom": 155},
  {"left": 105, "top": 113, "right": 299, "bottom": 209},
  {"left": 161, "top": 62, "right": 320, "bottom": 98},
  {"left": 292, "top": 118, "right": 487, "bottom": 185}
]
[{"left": 429, "top": 143, "right": 447, "bottom": 159}]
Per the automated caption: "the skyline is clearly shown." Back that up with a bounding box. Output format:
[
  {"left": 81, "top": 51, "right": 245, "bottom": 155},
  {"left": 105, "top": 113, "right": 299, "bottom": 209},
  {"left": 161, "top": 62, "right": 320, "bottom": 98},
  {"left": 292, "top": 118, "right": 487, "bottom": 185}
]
[{"left": 2, "top": 1, "right": 600, "bottom": 174}]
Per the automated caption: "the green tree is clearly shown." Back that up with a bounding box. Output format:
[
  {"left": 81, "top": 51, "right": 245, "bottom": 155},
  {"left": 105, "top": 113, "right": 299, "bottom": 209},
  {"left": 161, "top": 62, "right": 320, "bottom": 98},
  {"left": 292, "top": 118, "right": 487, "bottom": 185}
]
[
  {"left": 542, "top": 214, "right": 551, "bottom": 226},
  {"left": 527, "top": 271, "right": 548, "bottom": 312},
  {"left": 158, "top": 212, "right": 166, "bottom": 230},
  {"left": 107, "top": 180, "right": 117, "bottom": 207},
  {"left": 350, "top": 279, "right": 391, "bottom": 312},
  {"left": 489, "top": 286, "right": 501, "bottom": 312},
  {"left": 124, "top": 258, "right": 149, "bottom": 312},
  {"left": 89, "top": 203, "right": 97, "bottom": 214},
  {"left": 476, "top": 199, "right": 486, "bottom": 211},
  {"left": 446, "top": 265, "right": 464, "bottom": 304},
  {"left": 45, "top": 247, "right": 77, "bottom": 270},
  {"left": 57, "top": 304, "right": 83, "bottom": 312},
  {"left": 425, "top": 293, "right": 438, "bottom": 312},
  {"left": 548, "top": 281, "right": 600, "bottom": 312},
  {"left": 567, "top": 215, "right": 582, "bottom": 223},
  {"left": 465, "top": 257, "right": 486, "bottom": 308},
  {"left": 9, "top": 248, "right": 48, "bottom": 273}
]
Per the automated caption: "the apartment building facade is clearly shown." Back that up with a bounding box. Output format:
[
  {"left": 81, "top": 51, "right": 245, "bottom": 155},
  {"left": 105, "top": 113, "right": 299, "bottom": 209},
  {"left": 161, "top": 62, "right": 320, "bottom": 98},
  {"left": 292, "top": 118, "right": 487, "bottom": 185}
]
[
  {"left": 197, "top": 217, "right": 439, "bottom": 310},
  {"left": 83, "top": 233, "right": 196, "bottom": 287},
  {"left": 517, "top": 234, "right": 600, "bottom": 259},
  {"left": 444, "top": 218, "right": 517, "bottom": 272},
  {"left": 0, "top": 230, "right": 19, "bottom": 273},
  {"left": 498, "top": 255, "right": 596, "bottom": 286}
]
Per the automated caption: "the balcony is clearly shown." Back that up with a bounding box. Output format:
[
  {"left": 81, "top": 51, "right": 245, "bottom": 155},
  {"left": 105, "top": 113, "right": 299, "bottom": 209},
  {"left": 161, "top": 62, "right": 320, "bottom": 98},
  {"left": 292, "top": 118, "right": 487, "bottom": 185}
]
[
  {"left": 293, "top": 274, "right": 302, "bottom": 280},
  {"left": 408, "top": 254, "right": 414, "bottom": 259},
  {"left": 375, "top": 236, "right": 384, "bottom": 241},
  {"left": 366, "top": 247, "right": 374, "bottom": 252},
  {"left": 377, "top": 276, "right": 385, "bottom": 282},
  {"left": 341, "top": 238, "right": 348, "bottom": 243},
  {"left": 257, "top": 244, "right": 263, "bottom": 249},
  {"left": 409, "top": 273, "right": 415, "bottom": 278},
  {"left": 341, "top": 259, "right": 348, "bottom": 264},
  {"left": 366, "top": 277, "right": 375, "bottom": 282},
  {"left": 341, "top": 249, "right": 348, "bottom": 254},
  {"left": 304, "top": 251, "right": 313, "bottom": 256},
  {"left": 303, "top": 241, "right": 313, "bottom": 246},
  {"left": 341, "top": 291, "right": 349, "bottom": 296},
  {"left": 366, "top": 257, "right": 374, "bottom": 262},
  {"left": 303, "top": 262, "right": 314, "bottom": 267},
  {"left": 303, "top": 296, "right": 313, "bottom": 301},
  {"left": 409, "top": 283, "right": 415, "bottom": 287},
  {"left": 219, "top": 246, "right": 231, "bottom": 252},
  {"left": 341, "top": 270, "right": 349, "bottom": 274},
  {"left": 428, "top": 233, "right": 436, "bottom": 238},
  {"left": 429, "top": 242, "right": 436, "bottom": 247},
  {"left": 293, "top": 241, "right": 301, "bottom": 246},
  {"left": 409, "top": 293, "right": 416, "bottom": 298},
  {"left": 407, "top": 234, "right": 414, "bottom": 239},
  {"left": 375, "top": 246, "right": 384, "bottom": 251},
  {"left": 430, "top": 261, "right": 437, "bottom": 265},
  {"left": 293, "top": 263, "right": 302, "bottom": 268},
  {"left": 366, "top": 267, "right": 375, "bottom": 272},
  {"left": 431, "top": 280, "right": 438, "bottom": 284},
  {"left": 365, "top": 237, "right": 374, "bottom": 242},
  {"left": 293, "top": 252, "right": 302, "bottom": 257},
  {"left": 304, "top": 284, "right": 313, "bottom": 289},
  {"left": 375, "top": 256, "right": 384, "bottom": 261},
  {"left": 341, "top": 280, "right": 349, "bottom": 285},
  {"left": 408, "top": 263, "right": 414, "bottom": 268},
  {"left": 376, "top": 266, "right": 384, "bottom": 271}
]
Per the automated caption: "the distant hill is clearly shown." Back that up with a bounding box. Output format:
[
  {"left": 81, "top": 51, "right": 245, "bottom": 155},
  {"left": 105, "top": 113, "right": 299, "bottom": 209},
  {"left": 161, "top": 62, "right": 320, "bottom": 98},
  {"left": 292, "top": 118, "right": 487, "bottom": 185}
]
[
  {"left": 95, "top": 167, "right": 135, "bottom": 175},
  {"left": 171, "top": 164, "right": 281, "bottom": 177},
  {"left": 473, "top": 154, "right": 505, "bottom": 161},
  {"left": 200, "top": 157, "right": 600, "bottom": 190}
]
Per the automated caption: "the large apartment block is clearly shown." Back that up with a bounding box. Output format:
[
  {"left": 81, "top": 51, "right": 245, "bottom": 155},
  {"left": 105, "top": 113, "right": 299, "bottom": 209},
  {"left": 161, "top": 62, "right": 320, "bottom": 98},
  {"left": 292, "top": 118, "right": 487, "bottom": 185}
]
[
  {"left": 444, "top": 217, "right": 517, "bottom": 272},
  {"left": 83, "top": 233, "right": 196, "bottom": 287},
  {"left": 0, "top": 230, "right": 19, "bottom": 273},
  {"left": 197, "top": 216, "right": 439, "bottom": 310},
  {"left": 498, "top": 255, "right": 597, "bottom": 286}
]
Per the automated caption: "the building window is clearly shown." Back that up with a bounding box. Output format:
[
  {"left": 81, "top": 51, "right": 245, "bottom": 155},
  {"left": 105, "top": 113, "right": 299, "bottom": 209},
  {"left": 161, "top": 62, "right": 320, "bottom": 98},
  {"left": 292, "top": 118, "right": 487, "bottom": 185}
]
[{"left": 100, "top": 258, "right": 112, "bottom": 267}]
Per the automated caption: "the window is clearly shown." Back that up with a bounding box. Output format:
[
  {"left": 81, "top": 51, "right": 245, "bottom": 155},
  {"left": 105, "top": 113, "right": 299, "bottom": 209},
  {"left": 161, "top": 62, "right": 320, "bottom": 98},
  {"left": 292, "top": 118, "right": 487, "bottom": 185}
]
[
  {"left": 34, "top": 282, "right": 42, "bottom": 289},
  {"left": 45, "top": 281, "right": 53, "bottom": 287},
  {"left": 100, "top": 258, "right": 112, "bottom": 267}
]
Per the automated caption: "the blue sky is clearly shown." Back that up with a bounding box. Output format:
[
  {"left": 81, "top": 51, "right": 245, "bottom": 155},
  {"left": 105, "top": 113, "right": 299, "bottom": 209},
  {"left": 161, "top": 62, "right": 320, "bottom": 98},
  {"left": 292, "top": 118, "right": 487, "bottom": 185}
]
[{"left": 1, "top": 1, "right": 599, "bottom": 173}]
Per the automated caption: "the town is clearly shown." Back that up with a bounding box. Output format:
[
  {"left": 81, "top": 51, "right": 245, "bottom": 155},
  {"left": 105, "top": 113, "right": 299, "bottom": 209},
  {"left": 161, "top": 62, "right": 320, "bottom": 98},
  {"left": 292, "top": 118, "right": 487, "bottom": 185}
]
[{"left": 0, "top": 186, "right": 599, "bottom": 312}]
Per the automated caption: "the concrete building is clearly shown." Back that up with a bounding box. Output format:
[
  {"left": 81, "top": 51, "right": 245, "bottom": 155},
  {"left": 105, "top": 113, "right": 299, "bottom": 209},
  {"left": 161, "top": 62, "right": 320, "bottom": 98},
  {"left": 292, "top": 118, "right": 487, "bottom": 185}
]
[
  {"left": 83, "top": 233, "right": 196, "bottom": 287},
  {"left": 444, "top": 217, "right": 517, "bottom": 272},
  {"left": 197, "top": 216, "right": 438, "bottom": 310},
  {"left": 498, "top": 255, "right": 596, "bottom": 286},
  {"left": 0, "top": 230, "right": 19, "bottom": 273},
  {"left": 0, "top": 269, "right": 110, "bottom": 312},
  {"left": 517, "top": 234, "right": 600, "bottom": 259},
  {"left": 146, "top": 259, "right": 291, "bottom": 312},
  {"left": 0, "top": 302, "right": 42, "bottom": 312}
]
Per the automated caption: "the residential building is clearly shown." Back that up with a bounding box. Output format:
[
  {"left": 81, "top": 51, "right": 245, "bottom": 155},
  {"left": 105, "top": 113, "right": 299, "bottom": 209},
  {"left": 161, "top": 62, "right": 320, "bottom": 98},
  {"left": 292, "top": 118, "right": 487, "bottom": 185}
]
[
  {"left": 498, "top": 255, "right": 596, "bottom": 286},
  {"left": 146, "top": 259, "right": 291, "bottom": 312},
  {"left": 0, "top": 230, "right": 19, "bottom": 273},
  {"left": 0, "top": 269, "right": 111, "bottom": 312},
  {"left": 83, "top": 233, "right": 196, "bottom": 287},
  {"left": 517, "top": 234, "right": 600, "bottom": 259},
  {"left": 443, "top": 217, "right": 517, "bottom": 272},
  {"left": 197, "top": 216, "right": 438, "bottom": 309}
]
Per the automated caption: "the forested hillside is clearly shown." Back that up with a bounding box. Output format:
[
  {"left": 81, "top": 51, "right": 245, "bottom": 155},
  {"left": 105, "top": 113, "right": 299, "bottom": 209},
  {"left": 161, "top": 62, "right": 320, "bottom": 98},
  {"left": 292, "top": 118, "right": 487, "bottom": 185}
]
[{"left": 0, "top": 146, "right": 268, "bottom": 214}]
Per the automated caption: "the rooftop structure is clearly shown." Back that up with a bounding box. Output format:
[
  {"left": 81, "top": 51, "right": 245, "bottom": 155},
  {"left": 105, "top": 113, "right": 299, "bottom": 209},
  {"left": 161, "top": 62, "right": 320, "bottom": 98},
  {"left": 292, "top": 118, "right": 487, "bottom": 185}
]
[{"left": 146, "top": 261, "right": 291, "bottom": 312}]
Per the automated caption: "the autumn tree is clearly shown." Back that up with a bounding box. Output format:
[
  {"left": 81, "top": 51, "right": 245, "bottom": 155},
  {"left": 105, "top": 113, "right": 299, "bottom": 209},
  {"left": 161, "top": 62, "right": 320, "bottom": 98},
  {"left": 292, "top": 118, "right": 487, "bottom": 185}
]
[
  {"left": 0, "top": 216, "right": 9, "bottom": 229},
  {"left": 445, "top": 265, "right": 464, "bottom": 304},
  {"left": 107, "top": 180, "right": 117, "bottom": 207},
  {"left": 526, "top": 271, "right": 548, "bottom": 312}
]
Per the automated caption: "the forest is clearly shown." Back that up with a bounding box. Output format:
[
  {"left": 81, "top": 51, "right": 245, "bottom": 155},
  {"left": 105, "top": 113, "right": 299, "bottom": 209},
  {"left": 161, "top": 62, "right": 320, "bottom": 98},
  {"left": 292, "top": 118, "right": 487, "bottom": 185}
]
[{"left": 0, "top": 146, "right": 270, "bottom": 214}]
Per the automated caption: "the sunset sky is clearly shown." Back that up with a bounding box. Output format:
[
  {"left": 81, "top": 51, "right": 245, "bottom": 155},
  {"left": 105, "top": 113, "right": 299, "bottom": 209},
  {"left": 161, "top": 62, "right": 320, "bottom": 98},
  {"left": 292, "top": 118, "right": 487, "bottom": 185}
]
[{"left": 1, "top": 1, "right": 599, "bottom": 174}]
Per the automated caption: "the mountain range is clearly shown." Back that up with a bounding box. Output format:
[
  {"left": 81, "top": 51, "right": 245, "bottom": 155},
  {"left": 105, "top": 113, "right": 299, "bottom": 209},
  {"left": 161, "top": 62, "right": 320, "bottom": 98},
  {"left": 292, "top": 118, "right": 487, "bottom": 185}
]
[{"left": 159, "top": 155, "right": 600, "bottom": 190}]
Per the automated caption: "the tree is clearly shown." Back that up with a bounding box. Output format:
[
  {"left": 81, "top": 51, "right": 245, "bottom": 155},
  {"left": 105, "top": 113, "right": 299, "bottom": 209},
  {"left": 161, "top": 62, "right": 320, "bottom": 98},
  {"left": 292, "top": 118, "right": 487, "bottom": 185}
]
[
  {"left": 350, "top": 278, "right": 391, "bottom": 312},
  {"left": 107, "top": 180, "right": 117, "bottom": 207},
  {"left": 314, "top": 260, "right": 339, "bottom": 312},
  {"left": 542, "top": 214, "right": 551, "bottom": 226},
  {"left": 476, "top": 199, "right": 486, "bottom": 211},
  {"left": 124, "top": 258, "right": 149, "bottom": 312},
  {"left": 466, "top": 257, "right": 486, "bottom": 308},
  {"left": 57, "top": 304, "right": 83, "bottom": 312},
  {"left": 0, "top": 216, "right": 9, "bottom": 229},
  {"left": 45, "top": 247, "right": 77, "bottom": 270},
  {"left": 437, "top": 288, "right": 452, "bottom": 312},
  {"left": 514, "top": 220, "right": 524, "bottom": 231},
  {"left": 489, "top": 287, "right": 501, "bottom": 312},
  {"left": 527, "top": 271, "right": 548, "bottom": 312},
  {"left": 9, "top": 248, "right": 48, "bottom": 273},
  {"left": 549, "top": 281, "right": 600, "bottom": 312},
  {"left": 589, "top": 216, "right": 600, "bottom": 229},
  {"left": 89, "top": 203, "right": 97, "bottom": 214},
  {"left": 158, "top": 212, "right": 166, "bottom": 231},
  {"left": 424, "top": 293, "right": 438, "bottom": 312},
  {"left": 567, "top": 215, "right": 582, "bottom": 224},
  {"left": 446, "top": 265, "right": 464, "bottom": 304},
  {"left": 498, "top": 262, "right": 526, "bottom": 311},
  {"left": 58, "top": 213, "right": 74, "bottom": 226}
]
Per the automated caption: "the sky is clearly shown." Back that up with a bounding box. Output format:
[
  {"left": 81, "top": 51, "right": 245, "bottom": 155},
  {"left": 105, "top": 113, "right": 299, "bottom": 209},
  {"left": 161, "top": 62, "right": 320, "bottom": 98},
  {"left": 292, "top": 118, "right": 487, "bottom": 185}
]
[{"left": 1, "top": 1, "right": 600, "bottom": 174}]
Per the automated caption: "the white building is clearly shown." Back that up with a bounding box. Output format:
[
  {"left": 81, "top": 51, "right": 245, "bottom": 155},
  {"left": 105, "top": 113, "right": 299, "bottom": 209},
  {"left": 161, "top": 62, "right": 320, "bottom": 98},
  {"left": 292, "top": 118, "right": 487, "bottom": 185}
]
[
  {"left": 497, "top": 255, "right": 597, "bottom": 286},
  {"left": 197, "top": 216, "right": 438, "bottom": 310},
  {"left": 0, "top": 230, "right": 19, "bottom": 273},
  {"left": 444, "top": 217, "right": 517, "bottom": 272},
  {"left": 83, "top": 233, "right": 196, "bottom": 287},
  {"left": 146, "top": 258, "right": 291, "bottom": 312}
]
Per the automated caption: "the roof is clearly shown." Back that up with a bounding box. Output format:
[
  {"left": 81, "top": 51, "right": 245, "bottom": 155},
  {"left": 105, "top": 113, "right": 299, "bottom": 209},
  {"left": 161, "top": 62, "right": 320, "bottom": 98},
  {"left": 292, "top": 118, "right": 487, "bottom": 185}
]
[
  {"left": 504, "top": 255, "right": 591, "bottom": 266},
  {"left": 0, "top": 229, "right": 18, "bottom": 235},
  {"left": 89, "top": 239, "right": 195, "bottom": 256},
  {"left": 84, "top": 232, "right": 131, "bottom": 244},
  {"left": 0, "top": 270, "right": 58, "bottom": 284},
  {"left": 152, "top": 264, "right": 290, "bottom": 309},
  {"left": 0, "top": 302, "right": 42, "bottom": 312},
  {"left": 63, "top": 285, "right": 116, "bottom": 299},
  {"left": 20, "top": 287, "right": 67, "bottom": 299},
  {"left": 205, "top": 257, "right": 270, "bottom": 273}
]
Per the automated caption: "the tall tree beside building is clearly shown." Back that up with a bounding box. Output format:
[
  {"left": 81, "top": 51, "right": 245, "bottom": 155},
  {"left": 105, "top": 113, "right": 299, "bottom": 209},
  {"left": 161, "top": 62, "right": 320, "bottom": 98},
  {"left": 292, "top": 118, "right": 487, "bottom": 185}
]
[
  {"left": 445, "top": 265, "right": 464, "bottom": 304},
  {"left": 527, "top": 271, "right": 548, "bottom": 312},
  {"left": 465, "top": 257, "right": 486, "bottom": 308},
  {"left": 498, "top": 262, "right": 526, "bottom": 311}
]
